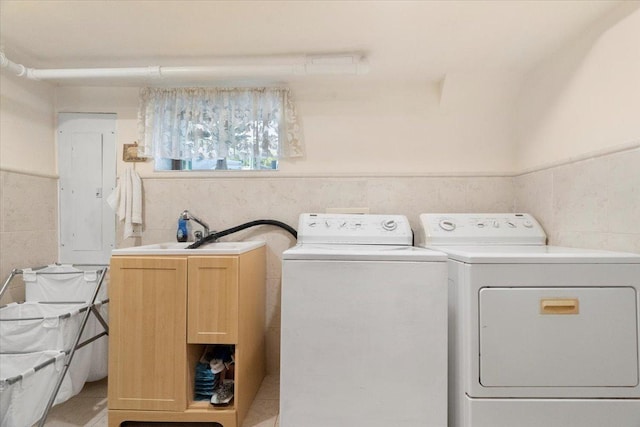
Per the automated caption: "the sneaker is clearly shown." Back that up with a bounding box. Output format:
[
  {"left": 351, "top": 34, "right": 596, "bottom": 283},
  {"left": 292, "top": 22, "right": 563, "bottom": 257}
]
[{"left": 210, "top": 380, "right": 234, "bottom": 406}]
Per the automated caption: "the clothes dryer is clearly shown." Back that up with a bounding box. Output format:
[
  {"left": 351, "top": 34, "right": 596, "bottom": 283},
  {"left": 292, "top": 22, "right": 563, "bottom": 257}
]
[
  {"left": 280, "top": 213, "right": 448, "bottom": 427},
  {"left": 418, "top": 213, "right": 640, "bottom": 427}
]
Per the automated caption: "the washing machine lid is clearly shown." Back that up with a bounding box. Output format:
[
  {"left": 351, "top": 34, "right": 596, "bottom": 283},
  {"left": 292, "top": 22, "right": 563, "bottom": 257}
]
[
  {"left": 429, "top": 245, "right": 640, "bottom": 264},
  {"left": 283, "top": 244, "right": 447, "bottom": 262}
]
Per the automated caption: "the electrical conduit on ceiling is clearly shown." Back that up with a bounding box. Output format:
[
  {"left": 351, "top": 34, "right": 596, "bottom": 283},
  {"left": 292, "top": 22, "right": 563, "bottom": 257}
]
[{"left": 0, "top": 51, "right": 369, "bottom": 81}]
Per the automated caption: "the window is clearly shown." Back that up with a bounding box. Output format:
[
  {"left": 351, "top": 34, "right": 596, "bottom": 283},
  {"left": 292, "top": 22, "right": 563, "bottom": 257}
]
[{"left": 138, "top": 87, "right": 303, "bottom": 171}]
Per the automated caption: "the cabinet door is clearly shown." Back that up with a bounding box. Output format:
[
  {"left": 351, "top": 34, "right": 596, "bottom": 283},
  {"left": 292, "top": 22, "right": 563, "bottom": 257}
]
[
  {"left": 108, "top": 257, "right": 187, "bottom": 411},
  {"left": 188, "top": 256, "right": 238, "bottom": 343}
]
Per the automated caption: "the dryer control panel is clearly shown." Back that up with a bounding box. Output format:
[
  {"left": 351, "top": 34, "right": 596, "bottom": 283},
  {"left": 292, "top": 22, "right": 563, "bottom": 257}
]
[
  {"left": 419, "top": 213, "right": 547, "bottom": 246},
  {"left": 297, "top": 213, "right": 413, "bottom": 245}
]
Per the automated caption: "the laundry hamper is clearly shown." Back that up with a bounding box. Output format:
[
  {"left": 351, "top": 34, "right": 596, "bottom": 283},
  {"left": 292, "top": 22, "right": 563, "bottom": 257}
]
[
  {"left": 0, "top": 302, "right": 92, "bottom": 398},
  {"left": 22, "top": 264, "right": 109, "bottom": 381},
  {"left": 0, "top": 350, "right": 67, "bottom": 427},
  {"left": 23, "top": 264, "right": 108, "bottom": 302}
]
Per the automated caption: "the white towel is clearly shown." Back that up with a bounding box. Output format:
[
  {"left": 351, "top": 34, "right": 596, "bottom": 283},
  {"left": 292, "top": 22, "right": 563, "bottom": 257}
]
[
  {"left": 107, "top": 166, "right": 143, "bottom": 238},
  {"left": 131, "top": 168, "right": 142, "bottom": 225}
]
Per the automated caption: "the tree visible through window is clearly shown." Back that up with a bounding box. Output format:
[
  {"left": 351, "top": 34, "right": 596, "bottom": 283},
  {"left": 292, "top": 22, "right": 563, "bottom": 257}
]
[{"left": 138, "top": 87, "right": 303, "bottom": 171}]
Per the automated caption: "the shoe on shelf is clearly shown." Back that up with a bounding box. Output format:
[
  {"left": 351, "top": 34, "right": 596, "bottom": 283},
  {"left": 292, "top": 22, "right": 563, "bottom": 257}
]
[{"left": 210, "top": 380, "right": 234, "bottom": 406}]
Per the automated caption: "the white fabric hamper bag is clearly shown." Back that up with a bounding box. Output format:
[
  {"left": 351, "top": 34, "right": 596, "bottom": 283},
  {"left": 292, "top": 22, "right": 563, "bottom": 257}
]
[
  {"left": 0, "top": 351, "right": 71, "bottom": 427},
  {"left": 0, "top": 302, "right": 92, "bottom": 397}
]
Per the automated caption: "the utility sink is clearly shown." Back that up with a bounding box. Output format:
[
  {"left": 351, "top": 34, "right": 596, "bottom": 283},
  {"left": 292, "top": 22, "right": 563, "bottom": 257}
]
[{"left": 112, "top": 240, "right": 265, "bottom": 255}]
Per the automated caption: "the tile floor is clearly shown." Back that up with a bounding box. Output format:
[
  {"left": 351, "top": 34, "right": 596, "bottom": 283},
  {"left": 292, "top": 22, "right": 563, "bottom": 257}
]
[{"left": 39, "top": 376, "right": 280, "bottom": 427}]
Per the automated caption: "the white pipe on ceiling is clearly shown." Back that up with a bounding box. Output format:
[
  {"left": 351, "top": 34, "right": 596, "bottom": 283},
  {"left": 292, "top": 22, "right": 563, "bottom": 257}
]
[{"left": 0, "top": 51, "right": 369, "bottom": 81}]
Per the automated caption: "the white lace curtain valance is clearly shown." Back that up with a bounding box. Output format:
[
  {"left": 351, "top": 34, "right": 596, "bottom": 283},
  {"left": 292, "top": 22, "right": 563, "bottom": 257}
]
[{"left": 137, "top": 87, "right": 303, "bottom": 165}]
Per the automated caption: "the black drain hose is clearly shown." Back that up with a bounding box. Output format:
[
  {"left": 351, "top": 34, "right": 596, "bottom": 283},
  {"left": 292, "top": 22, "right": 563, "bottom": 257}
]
[{"left": 186, "top": 219, "right": 297, "bottom": 249}]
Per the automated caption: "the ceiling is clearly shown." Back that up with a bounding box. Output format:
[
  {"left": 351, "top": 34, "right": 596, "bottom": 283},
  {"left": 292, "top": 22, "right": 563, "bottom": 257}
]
[{"left": 0, "top": 0, "right": 632, "bottom": 85}]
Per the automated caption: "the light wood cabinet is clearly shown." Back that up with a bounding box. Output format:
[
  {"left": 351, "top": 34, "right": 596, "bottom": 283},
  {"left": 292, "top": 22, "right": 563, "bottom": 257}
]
[
  {"left": 188, "top": 256, "right": 239, "bottom": 344},
  {"left": 108, "top": 246, "right": 266, "bottom": 427}
]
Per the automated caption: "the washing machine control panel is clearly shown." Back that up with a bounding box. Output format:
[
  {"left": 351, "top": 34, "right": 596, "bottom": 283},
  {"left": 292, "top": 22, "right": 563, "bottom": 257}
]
[
  {"left": 419, "top": 213, "right": 547, "bottom": 246},
  {"left": 297, "top": 213, "right": 413, "bottom": 245}
]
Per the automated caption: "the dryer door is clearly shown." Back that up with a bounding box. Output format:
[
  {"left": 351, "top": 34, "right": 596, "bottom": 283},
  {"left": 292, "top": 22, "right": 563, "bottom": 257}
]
[{"left": 479, "top": 287, "right": 638, "bottom": 387}]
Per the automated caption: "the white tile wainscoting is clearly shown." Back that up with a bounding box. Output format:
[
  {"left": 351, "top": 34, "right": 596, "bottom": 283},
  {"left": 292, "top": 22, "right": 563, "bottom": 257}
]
[{"left": 515, "top": 147, "right": 640, "bottom": 254}]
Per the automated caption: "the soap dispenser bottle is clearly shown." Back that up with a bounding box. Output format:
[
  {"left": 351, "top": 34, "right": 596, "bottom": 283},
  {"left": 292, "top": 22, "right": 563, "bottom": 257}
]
[{"left": 177, "top": 218, "right": 189, "bottom": 242}]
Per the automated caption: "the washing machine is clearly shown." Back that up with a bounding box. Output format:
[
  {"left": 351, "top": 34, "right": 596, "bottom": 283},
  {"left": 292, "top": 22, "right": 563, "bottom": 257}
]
[
  {"left": 280, "top": 213, "right": 448, "bottom": 427},
  {"left": 418, "top": 213, "right": 640, "bottom": 427}
]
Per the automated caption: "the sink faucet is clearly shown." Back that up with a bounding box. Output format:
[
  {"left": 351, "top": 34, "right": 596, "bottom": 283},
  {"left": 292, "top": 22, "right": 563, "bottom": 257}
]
[{"left": 180, "top": 210, "right": 210, "bottom": 239}]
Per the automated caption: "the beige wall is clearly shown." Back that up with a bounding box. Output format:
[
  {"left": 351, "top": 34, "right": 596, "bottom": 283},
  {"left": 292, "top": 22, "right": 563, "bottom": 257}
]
[
  {"left": 0, "top": 71, "right": 58, "bottom": 303},
  {"left": 513, "top": 5, "right": 639, "bottom": 252},
  {"left": 284, "top": 72, "right": 521, "bottom": 174},
  {"left": 56, "top": 71, "right": 522, "bottom": 177},
  {"left": 515, "top": 6, "right": 640, "bottom": 171},
  {"left": 0, "top": 72, "right": 57, "bottom": 175}
]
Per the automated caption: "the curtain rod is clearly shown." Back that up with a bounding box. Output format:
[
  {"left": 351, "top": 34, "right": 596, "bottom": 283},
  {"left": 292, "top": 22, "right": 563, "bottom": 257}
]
[{"left": 0, "top": 52, "right": 369, "bottom": 81}]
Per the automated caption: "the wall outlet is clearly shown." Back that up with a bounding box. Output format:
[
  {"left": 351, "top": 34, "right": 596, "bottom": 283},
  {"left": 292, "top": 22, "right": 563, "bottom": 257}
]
[{"left": 325, "top": 207, "right": 370, "bottom": 214}]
